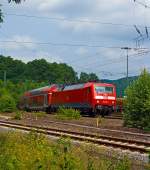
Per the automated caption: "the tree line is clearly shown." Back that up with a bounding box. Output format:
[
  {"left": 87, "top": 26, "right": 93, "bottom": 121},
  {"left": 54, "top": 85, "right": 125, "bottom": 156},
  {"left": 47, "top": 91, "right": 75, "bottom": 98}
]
[{"left": 0, "top": 55, "right": 99, "bottom": 84}]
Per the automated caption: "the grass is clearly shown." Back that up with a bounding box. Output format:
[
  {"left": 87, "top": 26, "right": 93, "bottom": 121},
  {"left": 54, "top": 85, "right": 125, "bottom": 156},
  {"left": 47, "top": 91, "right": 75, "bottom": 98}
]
[
  {"left": 14, "top": 110, "right": 23, "bottom": 120},
  {"left": 56, "top": 107, "right": 81, "bottom": 120},
  {"left": 33, "top": 111, "right": 46, "bottom": 120},
  {"left": 0, "top": 131, "right": 134, "bottom": 170}
]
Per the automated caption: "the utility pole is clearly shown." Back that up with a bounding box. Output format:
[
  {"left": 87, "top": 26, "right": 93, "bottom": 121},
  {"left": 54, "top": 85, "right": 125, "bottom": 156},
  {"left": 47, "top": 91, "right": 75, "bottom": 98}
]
[
  {"left": 4, "top": 70, "right": 6, "bottom": 86},
  {"left": 121, "top": 47, "right": 132, "bottom": 84}
]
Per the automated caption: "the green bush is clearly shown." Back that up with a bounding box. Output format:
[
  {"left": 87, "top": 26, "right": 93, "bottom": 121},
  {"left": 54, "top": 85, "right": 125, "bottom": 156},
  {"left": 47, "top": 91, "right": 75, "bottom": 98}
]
[
  {"left": 56, "top": 107, "right": 81, "bottom": 120},
  {"left": 123, "top": 69, "right": 150, "bottom": 129},
  {"left": 14, "top": 111, "right": 22, "bottom": 120},
  {"left": 0, "top": 94, "right": 16, "bottom": 112},
  {"left": 0, "top": 132, "right": 132, "bottom": 170},
  {"left": 34, "top": 111, "right": 46, "bottom": 118}
]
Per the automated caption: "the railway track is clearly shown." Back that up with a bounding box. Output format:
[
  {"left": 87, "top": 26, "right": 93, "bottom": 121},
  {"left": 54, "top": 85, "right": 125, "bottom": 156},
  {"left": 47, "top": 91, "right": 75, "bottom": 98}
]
[
  {"left": 45, "top": 120, "right": 150, "bottom": 139},
  {"left": 105, "top": 115, "right": 123, "bottom": 119},
  {"left": 105, "top": 112, "right": 123, "bottom": 119},
  {"left": 0, "top": 120, "right": 150, "bottom": 153}
]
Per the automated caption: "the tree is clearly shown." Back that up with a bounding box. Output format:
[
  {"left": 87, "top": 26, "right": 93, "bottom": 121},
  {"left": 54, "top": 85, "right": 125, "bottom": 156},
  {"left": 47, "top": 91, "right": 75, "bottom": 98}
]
[
  {"left": 123, "top": 69, "right": 150, "bottom": 130},
  {"left": 0, "top": 55, "right": 26, "bottom": 82},
  {"left": 0, "top": 91, "right": 16, "bottom": 112},
  {"left": 0, "top": 55, "right": 78, "bottom": 84},
  {"left": 0, "top": 0, "right": 24, "bottom": 23},
  {"left": 0, "top": 5, "right": 3, "bottom": 23},
  {"left": 79, "top": 72, "right": 89, "bottom": 83},
  {"left": 88, "top": 73, "right": 99, "bottom": 81},
  {"left": 8, "top": 0, "right": 23, "bottom": 3},
  {"left": 79, "top": 72, "right": 99, "bottom": 83}
]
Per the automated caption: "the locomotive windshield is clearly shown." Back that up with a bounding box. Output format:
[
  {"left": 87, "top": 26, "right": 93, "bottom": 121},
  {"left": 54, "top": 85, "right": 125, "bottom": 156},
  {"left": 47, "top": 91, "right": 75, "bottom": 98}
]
[{"left": 95, "top": 86, "right": 113, "bottom": 93}]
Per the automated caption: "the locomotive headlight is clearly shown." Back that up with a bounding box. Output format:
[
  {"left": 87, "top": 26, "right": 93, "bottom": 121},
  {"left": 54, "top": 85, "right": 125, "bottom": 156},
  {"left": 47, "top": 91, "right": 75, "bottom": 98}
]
[
  {"left": 97, "top": 100, "right": 99, "bottom": 103},
  {"left": 112, "top": 101, "right": 114, "bottom": 104}
]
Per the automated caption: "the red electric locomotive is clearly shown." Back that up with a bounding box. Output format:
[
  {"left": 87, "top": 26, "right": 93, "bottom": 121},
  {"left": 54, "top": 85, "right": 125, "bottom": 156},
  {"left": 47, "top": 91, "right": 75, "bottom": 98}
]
[
  {"left": 51, "top": 82, "right": 116, "bottom": 116},
  {"left": 19, "top": 82, "right": 116, "bottom": 116}
]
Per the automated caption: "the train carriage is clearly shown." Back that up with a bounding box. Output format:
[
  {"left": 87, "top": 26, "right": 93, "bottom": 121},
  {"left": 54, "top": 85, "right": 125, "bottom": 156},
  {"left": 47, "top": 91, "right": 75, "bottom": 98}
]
[
  {"left": 19, "top": 84, "right": 59, "bottom": 112},
  {"left": 19, "top": 82, "right": 116, "bottom": 116}
]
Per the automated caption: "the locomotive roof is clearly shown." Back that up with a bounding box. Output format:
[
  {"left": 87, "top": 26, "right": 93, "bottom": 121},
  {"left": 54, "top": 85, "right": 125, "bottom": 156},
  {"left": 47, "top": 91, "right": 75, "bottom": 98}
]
[
  {"left": 29, "top": 86, "right": 50, "bottom": 92},
  {"left": 24, "top": 82, "right": 115, "bottom": 96},
  {"left": 27, "top": 84, "right": 58, "bottom": 95},
  {"left": 85, "top": 82, "right": 115, "bottom": 87},
  {"left": 63, "top": 82, "right": 115, "bottom": 91}
]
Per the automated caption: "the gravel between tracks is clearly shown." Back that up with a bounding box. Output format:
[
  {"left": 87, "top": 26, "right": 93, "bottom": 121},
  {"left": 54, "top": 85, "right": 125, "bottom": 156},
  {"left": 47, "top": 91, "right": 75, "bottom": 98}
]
[{"left": 0, "top": 112, "right": 150, "bottom": 142}]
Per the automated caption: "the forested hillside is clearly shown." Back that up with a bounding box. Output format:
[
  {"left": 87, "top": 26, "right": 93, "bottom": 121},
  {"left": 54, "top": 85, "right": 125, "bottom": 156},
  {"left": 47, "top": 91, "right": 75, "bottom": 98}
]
[
  {"left": 0, "top": 55, "right": 98, "bottom": 84},
  {"left": 102, "top": 77, "right": 138, "bottom": 97},
  {"left": 0, "top": 55, "right": 77, "bottom": 83}
]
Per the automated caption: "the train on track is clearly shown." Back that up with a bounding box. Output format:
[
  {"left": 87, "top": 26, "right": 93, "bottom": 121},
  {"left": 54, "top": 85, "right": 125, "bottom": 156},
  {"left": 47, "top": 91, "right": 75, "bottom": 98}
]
[{"left": 19, "top": 82, "right": 117, "bottom": 116}]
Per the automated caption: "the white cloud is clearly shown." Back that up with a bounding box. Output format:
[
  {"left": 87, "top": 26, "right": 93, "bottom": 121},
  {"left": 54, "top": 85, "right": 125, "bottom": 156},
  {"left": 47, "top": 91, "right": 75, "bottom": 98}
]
[
  {"left": 5, "top": 0, "right": 150, "bottom": 33},
  {"left": 34, "top": 51, "right": 63, "bottom": 63},
  {"left": 60, "top": 18, "right": 98, "bottom": 32},
  {"left": 37, "top": 0, "right": 66, "bottom": 12},
  {"left": 13, "top": 0, "right": 71, "bottom": 12},
  {"left": 7, "top": 51, "right": 63, "bottom": 64},
  {"left": 76, "top": 47, "right": 88, "bottom": 56}
]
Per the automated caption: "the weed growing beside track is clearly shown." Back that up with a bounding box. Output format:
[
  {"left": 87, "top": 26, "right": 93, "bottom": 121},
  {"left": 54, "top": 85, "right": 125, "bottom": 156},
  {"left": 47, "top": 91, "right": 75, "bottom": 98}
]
[
  {"left": 14, "top": 110, "right": 23, "bottom": 120},
  {"left": 56, "top": 107, "right": 81, "bottom": 120}
]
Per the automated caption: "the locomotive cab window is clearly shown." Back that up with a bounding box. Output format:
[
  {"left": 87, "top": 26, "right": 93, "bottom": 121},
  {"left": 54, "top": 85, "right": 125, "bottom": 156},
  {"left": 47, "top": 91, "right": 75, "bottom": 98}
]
[{"left": 95, "top": 86, "right": 113, "bottom": 93}]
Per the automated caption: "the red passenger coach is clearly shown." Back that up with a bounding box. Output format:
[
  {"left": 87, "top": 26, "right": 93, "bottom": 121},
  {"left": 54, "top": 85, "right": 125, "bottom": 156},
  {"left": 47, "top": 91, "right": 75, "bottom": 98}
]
[
  {"left": 19, "top": 82, "right": 116, "bottom": 116},
  {"left": 19, "top": 84, "right": 59, "bottom": 112}
]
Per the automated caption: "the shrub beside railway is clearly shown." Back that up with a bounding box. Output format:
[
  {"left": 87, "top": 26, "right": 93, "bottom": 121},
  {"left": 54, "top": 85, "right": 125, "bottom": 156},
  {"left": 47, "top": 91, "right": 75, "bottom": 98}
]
[
  {"left": 123, "top": 69, "right": 150, "bottom": 130},
  {"left": 0, "top": 91, "right": 16, "bottom": 113},
  {"left": 56, "top": 107, "right": 81, "bottom": 120},
  {"left": 0, "top": 131, "right": 132, "bottom": 170}
]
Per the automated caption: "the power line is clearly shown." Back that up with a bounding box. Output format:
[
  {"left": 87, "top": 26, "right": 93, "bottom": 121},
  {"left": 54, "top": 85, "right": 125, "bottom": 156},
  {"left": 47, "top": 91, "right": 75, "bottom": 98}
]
[
  {"left": 76, "top": 50, "right": 150, "bottom": 72},
  {"left": 0, "top": 39, "right": 148, "bottom": 66},
  {"left": 0, "top": 39, "right": 147, "bottom": 70},
  {"left": 99, "top": 71, "right": 126, "bottom": 77},
  {"left": 0, "top": 39, "right": 142, "bottom": 49},
  {"left": 75, "top": 49, "right": 149, "bottom": 70},
  {"left": 66, "top": 52, "right": 101, "bottom": 65},
  {"left": 3, "top": 12, "right": 150, "bottom": 29}
]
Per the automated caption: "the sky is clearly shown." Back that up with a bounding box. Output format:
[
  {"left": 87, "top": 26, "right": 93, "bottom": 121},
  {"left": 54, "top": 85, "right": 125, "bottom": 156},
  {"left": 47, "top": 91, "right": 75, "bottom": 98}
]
[{"left": 0, "top": 0, "right": 150, "bottom": 80}]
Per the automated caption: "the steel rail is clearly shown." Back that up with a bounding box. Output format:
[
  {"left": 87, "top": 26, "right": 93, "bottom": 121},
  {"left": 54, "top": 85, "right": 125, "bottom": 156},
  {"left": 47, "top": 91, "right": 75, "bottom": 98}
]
[
  {"left": 44, "top": 120, "right": 150, "bottom": 138},
  {"left": 38, "top": 120, "right": 150, "bottom": 138},
  {"left": 104, "top": 116, "right": 123, "bottom": 119},
  {"left": 0, "top": 120, "right": 149, "bottom": 153}
]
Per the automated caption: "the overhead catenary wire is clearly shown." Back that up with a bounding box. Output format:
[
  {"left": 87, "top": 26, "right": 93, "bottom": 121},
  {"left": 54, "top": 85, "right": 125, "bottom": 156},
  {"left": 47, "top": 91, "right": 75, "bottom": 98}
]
[
  {"left": 0, "top": 39, "right": 146, "bottom": 49},
  {"left": 0, "top": 31, "right": 148, "bottom": 68},
  {"left": 74, "top": 49, "right": 149, "bottom": 70},
  {"left": 95, "top": 52, "right": 150, "bottom": 75},
  {"left": 65, "top": 52, "right": 103, "bottom": 65},
  {"left": 76, "top": 50, "right": 150, "bottom": 73},
  {"left": 3, "top": 12, "right": 150, "bottom": 29}
]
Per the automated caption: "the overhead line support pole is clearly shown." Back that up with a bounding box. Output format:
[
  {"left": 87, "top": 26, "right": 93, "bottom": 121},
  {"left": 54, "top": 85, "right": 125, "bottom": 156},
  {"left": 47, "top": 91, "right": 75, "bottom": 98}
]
[
  {"left": 121, "top": 47, "right": 132, "bottom": 85},
  {"left": 4, "top": 70, "right": 7, "bottom": 87}
]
